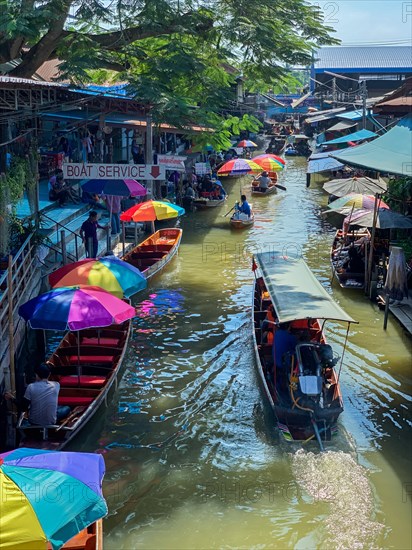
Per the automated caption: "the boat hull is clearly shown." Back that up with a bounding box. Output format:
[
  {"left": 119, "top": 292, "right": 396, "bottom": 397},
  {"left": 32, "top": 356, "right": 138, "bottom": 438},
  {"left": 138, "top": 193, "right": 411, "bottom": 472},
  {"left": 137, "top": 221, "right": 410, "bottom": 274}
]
[
  {"left": 193, "top": 198, "right": 226, "bottom": 209},
  {"left": 123, "top": 228, "right": 182, "bottom": 281},
  {"left": 252, "top": 278, "right": 343, "bottom": 443},
  {"left": 230, "top": 213, "right": 254, "bottom": 229},
  {"left": 251, "top": 185, "right": 277, "bottom": 196}
]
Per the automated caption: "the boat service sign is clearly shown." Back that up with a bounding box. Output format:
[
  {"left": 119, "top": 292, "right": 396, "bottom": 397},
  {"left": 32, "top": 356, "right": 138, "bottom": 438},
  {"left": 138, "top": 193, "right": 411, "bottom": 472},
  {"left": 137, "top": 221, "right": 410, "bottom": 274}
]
[
  {"left": 63, "top": 163, "right": 166, "bottom": 180},
  {"left": 157, "top": 154, "right": 187, "bottom": 171}
]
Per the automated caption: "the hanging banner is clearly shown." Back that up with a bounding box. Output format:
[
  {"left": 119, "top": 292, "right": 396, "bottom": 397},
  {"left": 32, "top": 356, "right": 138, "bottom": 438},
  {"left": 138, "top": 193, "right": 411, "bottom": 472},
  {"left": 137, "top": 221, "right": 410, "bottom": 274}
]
[
  {"left": 63, "top": 163, "right": 166, "bottom": 180},
  {"left": 157, "top": 154, "right": 187, "bottom": 171}
]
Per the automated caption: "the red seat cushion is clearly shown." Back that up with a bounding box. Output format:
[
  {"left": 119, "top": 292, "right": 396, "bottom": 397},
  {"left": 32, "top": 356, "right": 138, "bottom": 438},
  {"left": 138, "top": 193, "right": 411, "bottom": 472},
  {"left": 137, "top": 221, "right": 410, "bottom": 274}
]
[
  {"left": 82, "top": 337, "right": 119, "bottom": 346},
  {"left": 69, "top": 355, "right": 114, "bottom": 364},
  {"left": 58, "top": 396, "right": 94, "bottom": 407},
  {"left": 59, "top": 375, "right": 107, "bottom": 388}
]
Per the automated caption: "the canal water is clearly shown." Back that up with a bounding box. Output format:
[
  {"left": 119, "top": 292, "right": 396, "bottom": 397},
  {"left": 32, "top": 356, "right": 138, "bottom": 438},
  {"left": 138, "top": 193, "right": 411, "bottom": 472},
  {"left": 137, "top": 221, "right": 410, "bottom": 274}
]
[{"left": 73, "top": 158, "right": 411, "bottom": 549}]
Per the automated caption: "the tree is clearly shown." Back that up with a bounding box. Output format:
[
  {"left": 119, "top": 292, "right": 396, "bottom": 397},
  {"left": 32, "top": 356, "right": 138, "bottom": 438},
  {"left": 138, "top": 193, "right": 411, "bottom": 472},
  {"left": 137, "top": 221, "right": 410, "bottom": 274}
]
[
  {"left": 0, "top": 1, "right": 337, "bottom": 139},
  {"left": 0, "top": 1, "right": 337, "bottom": 81}
]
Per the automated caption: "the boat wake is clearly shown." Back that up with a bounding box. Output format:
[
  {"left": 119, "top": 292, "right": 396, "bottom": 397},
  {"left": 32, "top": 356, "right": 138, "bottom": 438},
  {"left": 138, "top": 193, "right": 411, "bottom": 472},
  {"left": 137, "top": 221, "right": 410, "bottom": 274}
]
[{"left": 291, "top": 449, "right": 384, "bottom": 549}]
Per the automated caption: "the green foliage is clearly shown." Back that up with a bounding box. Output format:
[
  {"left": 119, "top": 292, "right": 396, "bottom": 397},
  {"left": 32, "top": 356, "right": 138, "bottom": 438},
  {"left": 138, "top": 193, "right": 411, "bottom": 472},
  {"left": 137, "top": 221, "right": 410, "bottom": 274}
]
[{"left": 385, "top": 177, "right": 412, "bottom": 214}]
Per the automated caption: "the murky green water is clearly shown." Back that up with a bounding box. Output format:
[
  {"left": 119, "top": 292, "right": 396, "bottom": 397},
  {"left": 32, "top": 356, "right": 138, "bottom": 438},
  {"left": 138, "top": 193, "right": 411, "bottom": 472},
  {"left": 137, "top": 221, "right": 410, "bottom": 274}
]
[{"left": 73, "top": 158, "right": 411, "bottom": 549}]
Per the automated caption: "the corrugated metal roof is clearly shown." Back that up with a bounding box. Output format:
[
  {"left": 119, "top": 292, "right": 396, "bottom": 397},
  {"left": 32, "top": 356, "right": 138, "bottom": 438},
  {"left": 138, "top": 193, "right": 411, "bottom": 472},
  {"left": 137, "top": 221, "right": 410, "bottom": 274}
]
[
  {"left": 314, "top": 46, "right": 412, "bottom": 71},
  {"left": 0, "top": 75, "right": 67, "bottom": 88},
  {"left": 327, "top": 120, "right": 357, "bottom": 132}
]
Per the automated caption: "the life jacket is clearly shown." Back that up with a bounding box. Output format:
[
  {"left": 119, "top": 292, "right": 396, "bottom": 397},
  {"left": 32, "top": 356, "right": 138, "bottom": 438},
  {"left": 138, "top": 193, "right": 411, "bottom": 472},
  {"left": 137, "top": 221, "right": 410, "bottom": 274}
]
[{"left": 266, "top": 308, "right": 275, "bottom": 323}]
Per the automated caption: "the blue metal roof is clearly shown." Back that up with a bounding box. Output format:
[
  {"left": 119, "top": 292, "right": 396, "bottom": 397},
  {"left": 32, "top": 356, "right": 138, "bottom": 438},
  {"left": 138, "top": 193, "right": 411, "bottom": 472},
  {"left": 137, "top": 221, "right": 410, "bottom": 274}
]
[
  {"left": 314, "top": 46, "right": 412, "bottom": 72},
  {"left": 322, "top": 129, "right": 377, "bottom": 145}
]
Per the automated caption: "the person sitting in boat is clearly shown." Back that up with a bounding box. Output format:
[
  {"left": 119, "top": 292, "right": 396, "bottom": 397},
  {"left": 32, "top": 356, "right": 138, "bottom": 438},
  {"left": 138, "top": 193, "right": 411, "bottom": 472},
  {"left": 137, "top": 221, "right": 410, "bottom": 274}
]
[
  {"left": 4, "top": 363, "right": 70, "bottom": 426},
  {"left": 255, "top": 171, "right": 271, "bottom": 192},
  {"left": 273, "top": 322, "right": 298, "bottom": 372},
  {"left": 338, "top": 247, "right": 365, "bottom": 275},
  {"left": 261, "top": 304, "right": 276, "bottom": 344},
  {"left": 235, "top": 195, "right": 252, "bottom": 218}
]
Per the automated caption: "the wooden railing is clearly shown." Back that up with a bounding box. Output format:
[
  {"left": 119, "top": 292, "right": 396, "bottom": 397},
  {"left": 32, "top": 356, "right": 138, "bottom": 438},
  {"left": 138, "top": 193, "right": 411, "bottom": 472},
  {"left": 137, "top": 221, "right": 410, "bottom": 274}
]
[{"left": 0, "top": 234, "right": 40, "bottom": 389}]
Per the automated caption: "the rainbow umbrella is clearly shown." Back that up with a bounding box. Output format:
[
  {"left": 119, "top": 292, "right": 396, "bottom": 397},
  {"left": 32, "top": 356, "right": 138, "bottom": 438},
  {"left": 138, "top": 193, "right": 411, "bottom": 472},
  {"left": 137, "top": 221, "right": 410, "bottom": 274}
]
[
  {"left": 81, "top": 178, "right": 146, "bottom": 197},
  {"left": 250, "top": 156, "right": 284, "bottom": 173},
  {"left": 328, "top": 193, "right": 389, "bottom": 212},
  {"left": 217, "top": 159, "right": 261, "bottom": 176},
  {"left": 0, "top": 448, "right": 107, "bottom": 550},
  {"left": 253, "top": 153, "right": 286, "bottom": 165},
  {"left": 19, "top": 286, "right": 136, "bottom": 331},
  {"left": 120, "top": 200, "right": 185, "bottom": 222},
  {"left": 49, "top": 256, "right": 147, "bottom": 298},
  {"left": 237, "top": 139, "right": 258, "bottom": 148}
]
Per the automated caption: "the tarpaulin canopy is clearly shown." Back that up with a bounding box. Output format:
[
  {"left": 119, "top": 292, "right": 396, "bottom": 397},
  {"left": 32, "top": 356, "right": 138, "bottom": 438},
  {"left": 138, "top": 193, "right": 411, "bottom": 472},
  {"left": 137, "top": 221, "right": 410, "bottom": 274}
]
[
  {"left": 322, "top": 129, "right": 378, "bottom": 145},
  {"left": 326, "top": 120, "right": 357, "bottom": 132},
  {"left": 307, "top": 156, "right": 344, "bottom": 174},
  {"left": 255, "top": 252, "right": 356, "bottom": 324},
  {"left": 337, "top": 109, "right": 369, "bottom": 121},
  {"left": 332, "top": 114, "right": 412, "bottom": 176}
]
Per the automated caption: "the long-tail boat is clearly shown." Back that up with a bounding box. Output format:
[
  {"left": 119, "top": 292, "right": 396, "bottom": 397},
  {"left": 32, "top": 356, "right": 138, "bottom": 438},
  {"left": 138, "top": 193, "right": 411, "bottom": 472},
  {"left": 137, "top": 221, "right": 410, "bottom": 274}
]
[
  {"left": 17, "top": 320, "right": 131, "bottom": 450},
  {"left": 122, "top": 228, "right": 182, "bottom": 280},
  {"left": 252, "top": 252, "right": 357, "bottom": 450},
  {"left": 230, "top": 211, "right": 255, "bottom": 229}
]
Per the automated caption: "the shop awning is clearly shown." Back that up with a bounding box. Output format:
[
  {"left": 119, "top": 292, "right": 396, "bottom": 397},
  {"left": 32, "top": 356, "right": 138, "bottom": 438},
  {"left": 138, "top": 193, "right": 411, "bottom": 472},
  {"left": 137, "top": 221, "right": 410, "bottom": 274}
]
[
  {"left": 326, "top": 120, "right": 357, "bottom": 132},
  {"left": 255, "top": 252, "right": 356, "bottom": 324},
  {"left": 336, "top": 109, "right": 369, "bottom": 121},
  {"left": 307, "top": 155, "right": 345, "bottom": 174},
  {"left": 332, "top": 114, "right": 412, "bottom": 176},
  {"left": 305, "top": 107, "right": 346, "bottom": 124},
  {"left": 322, "top": 129, "right": 378, "bottom": 145}
]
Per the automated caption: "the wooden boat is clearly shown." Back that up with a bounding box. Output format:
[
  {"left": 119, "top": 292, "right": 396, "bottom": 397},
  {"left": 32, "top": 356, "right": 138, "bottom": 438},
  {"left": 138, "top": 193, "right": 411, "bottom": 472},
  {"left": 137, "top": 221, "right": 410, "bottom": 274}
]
[
  {"left": 252, "top": 252, "right": 356, "bottom": 449},
  {"left": 330, "top": 228, "right": 370, "bottom": 289},
  {"left": 193, "top": 196, "right": 227, "bottom": 209},
  {"left": 49, "top": 520, "right": 103, "bottom": 550},
  {"left": 230, "top": 211, "right": 254, "bottom": 229},
  {"left": 266, "top": 137, "right": 286, "bottom": 155},
  {"left": 122, "top": 228, "right": 182, "bottom": 281},
  {"left": 251, "top": 176, "right": 278, "bottom": 196},
  {"left": 17, "top": 320, "right": 131, "bottom": 450}
]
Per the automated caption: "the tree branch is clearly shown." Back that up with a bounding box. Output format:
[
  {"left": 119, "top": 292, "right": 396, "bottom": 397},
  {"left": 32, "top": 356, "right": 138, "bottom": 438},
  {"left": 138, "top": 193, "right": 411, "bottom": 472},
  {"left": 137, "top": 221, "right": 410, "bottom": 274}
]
[{"left": 9, "top": 0, "right": 72, "bottom": 78}]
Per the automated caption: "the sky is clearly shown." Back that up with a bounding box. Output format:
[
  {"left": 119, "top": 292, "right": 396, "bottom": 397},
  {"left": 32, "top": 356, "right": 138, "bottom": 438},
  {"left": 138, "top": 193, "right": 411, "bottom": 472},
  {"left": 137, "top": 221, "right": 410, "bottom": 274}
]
[{"left": 309, "top": 0, "right": 412, "bottom": 44}]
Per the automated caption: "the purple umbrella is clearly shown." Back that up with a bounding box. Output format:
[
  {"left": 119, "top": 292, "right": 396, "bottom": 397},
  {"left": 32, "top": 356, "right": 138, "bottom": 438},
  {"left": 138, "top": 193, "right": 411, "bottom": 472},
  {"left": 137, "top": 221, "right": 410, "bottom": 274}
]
[{"left": 81, "top": 178, "right": 146, "bottom": 197}]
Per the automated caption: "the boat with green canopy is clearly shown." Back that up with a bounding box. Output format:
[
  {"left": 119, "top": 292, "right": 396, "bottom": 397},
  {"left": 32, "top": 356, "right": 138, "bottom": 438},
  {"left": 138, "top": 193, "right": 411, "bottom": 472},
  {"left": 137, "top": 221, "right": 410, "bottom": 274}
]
[{"left": 252, "top": 251, "right": 357, "bottom": 450}]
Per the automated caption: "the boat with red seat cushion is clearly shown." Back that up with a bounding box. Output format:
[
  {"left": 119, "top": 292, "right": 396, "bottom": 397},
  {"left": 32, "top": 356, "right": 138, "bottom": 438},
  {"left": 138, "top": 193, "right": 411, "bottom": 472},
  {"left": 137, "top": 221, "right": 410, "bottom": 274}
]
[
  {"left": 122, "top": 228, "right": 182, "bottom": 281},
  {"left": 17, "top": 321, "right": 130, "bottom": 450}
]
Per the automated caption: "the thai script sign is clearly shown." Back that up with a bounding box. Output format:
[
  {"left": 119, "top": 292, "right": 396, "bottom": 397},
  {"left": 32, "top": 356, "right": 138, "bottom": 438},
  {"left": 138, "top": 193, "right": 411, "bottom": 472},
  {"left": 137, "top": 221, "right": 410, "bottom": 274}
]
[
  {"left": 63, "top": 163, "right": 166, "bottom": 180},
  {"left": 157, "top": 154, "right": 187, "bottom": 171}
]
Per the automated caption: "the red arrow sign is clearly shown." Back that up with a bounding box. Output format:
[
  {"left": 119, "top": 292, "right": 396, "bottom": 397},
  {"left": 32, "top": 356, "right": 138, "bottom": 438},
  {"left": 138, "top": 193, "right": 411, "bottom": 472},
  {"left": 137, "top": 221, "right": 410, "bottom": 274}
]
[{"left": 150, "top": 165, "right": 161, "bottom": 178}]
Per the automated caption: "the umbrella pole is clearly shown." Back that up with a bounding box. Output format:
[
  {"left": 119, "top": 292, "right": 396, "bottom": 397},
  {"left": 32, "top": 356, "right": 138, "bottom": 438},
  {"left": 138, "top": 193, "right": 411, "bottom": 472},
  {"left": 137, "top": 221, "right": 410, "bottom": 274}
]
[
  {"left": 366, "top": 195, "right": 381, "bottom": 296},
  {"left": 151, "top": 220, "right": 155, "bottom": 234},
  {"left": 77, "top": 332, "right": 81, "bottom": 384},
  {"left": 122, "top": 221, "right": 125, "bottom": 256},
  {"left": 107, "top": 205, "right": 113, "bottom": 254},
  {"left": 134, "top": 222, "right": 138, "bottom": 245}
]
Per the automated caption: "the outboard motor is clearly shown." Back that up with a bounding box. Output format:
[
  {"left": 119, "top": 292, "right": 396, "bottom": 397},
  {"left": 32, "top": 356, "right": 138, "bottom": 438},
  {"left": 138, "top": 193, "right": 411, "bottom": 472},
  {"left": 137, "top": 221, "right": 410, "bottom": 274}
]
[{"left": 295, "top": 343, "right": 323, "bottom": 398}]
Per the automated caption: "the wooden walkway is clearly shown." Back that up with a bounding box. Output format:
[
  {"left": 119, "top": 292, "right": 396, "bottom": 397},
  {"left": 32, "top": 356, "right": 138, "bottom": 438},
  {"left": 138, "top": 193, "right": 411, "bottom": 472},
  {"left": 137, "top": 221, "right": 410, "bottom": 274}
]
[{"left": 389, "top": 297, "right": 412, "bottom": 336}]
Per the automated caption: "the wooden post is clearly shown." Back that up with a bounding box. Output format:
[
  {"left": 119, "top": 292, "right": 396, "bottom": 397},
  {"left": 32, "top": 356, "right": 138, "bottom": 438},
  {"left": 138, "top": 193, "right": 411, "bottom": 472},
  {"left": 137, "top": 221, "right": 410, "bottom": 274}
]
[
  {"left": 7, "top": 255, "right": 15, "bottom": 395},
  {"left": 365, "top": 195, "right": 381, "bottom": 295},
  {"left": 383, "top": 292, "right": 390, "bottom": 330},
  {"left": 60, "top": 230, "right": 67, "bottom": 265}
]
